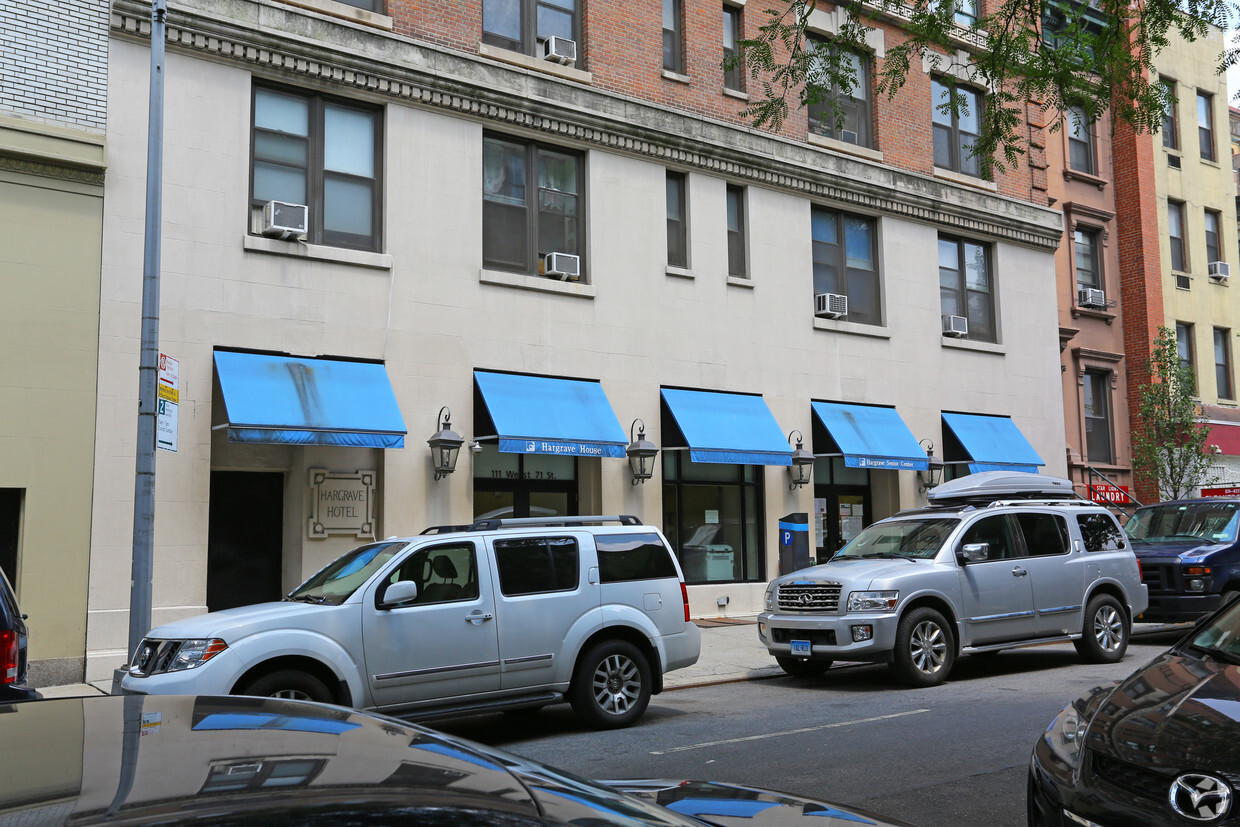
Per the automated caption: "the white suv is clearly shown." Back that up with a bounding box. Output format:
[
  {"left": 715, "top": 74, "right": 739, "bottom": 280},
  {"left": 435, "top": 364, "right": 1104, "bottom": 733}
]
[
  {"left": 120, "top": 515, "right": 701, "bottom": 729},
  {"left": 759, "top": 472, "right": 1148, "bottom": 687}
]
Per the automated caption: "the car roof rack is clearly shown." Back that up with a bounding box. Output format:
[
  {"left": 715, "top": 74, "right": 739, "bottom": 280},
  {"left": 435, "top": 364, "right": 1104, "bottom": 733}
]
[
  {"left": 926, "top": 471, "right": 1081, "bottom": 507},
  {"left": 422, "top": 515, "right": 644, "bottom": 534}
]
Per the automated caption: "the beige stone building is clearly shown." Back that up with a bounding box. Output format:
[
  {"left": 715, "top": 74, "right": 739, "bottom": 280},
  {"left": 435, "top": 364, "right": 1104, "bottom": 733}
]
[
  {"left": 1154, "top": 26, "right": 1240, "bottom": 491},
  {"left": 0, "top": 0, "right": 109, "bottom": 683},
  {"left": 86, "top": 0, "right": 1067, "bottom": 680}
]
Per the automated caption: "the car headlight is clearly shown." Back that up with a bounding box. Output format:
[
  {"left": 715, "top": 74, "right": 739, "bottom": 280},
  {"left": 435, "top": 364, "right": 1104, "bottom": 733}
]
[
  {"left": 130, "top": 638, "right": 228, "bottom": 676},
  {"left": 1042, "top": 702, "right": 1089, "bottom": 771},
  {"left": 847, "top": 591, "right": 899, "bottom": 612},
  {"left": 764, "top": 585, "right": 776, "bottom": 611}
]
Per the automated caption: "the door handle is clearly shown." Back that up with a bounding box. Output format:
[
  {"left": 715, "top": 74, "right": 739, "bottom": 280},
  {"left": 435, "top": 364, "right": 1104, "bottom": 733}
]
[
  {"left": 1012, "top": 567, "right": 1028, "bottom": 577},
  {"left": 466, "top": 611, "right": 494, "bottom": 625}
]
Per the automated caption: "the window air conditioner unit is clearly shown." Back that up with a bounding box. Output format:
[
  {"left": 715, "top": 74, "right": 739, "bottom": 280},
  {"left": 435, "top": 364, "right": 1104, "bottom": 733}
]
[
  {"left": 942, "top": 315, "right": 968, "bottom": 337},
  {"left": 542, "top": 36, "right": 577, "bottom": 65},
  {"left": 261, "top": 200, "right": 308, "bottom": 240},
  {"left": 840, "top": 129, "right": 859, "bottom": 145},
  {"left": 1209, "top": 261, "right": 1231, "bottom": 281},
  {"left": 1175, "top": 273, "right": 1192, "bottom": 290},
  {"left": 544, "top": 252, "right": 581, "bottom": 280},
  {"left": 815, "top": 292, "right": 848, "bottom": 319},
  {"left": 1077, "top": 287, "right": 1107, "bottom": 309},
  {"left": 1167, "top": 154, "right": 1182, "bottom": 169}
]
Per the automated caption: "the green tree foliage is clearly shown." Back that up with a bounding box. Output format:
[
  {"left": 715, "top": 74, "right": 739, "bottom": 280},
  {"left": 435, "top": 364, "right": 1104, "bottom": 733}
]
[
  {"left": 1132, "top": 327, "right": 1218, "bottom": 500},
  {"left": 725, "top": 0, "right": 1230, "bottom": 174}
]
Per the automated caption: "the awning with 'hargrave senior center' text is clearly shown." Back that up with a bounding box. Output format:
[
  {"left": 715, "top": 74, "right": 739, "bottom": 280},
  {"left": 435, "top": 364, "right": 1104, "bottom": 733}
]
[{"left": 474, "top": 370, "right": 628, "bottom": 458}]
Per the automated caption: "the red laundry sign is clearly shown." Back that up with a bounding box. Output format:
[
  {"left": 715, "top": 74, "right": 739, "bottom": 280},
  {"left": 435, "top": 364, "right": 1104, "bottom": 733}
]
[
  {"left": 1087, "top": 482, "right": 1130, "bottom": 504},
  {"left": 1201, "top": 486, "right": 1240, "bottom": 498}
]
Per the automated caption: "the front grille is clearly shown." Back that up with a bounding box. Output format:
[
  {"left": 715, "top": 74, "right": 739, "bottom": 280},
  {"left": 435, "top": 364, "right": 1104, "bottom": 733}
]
[
  {"left": 772, "top": 628, "right": 837, "bottom": 646},
  {"left": 1140, "top": 563, "right": 1174, "bottom": 594},
  {"left": 1090, "top": 751, "right": 1172, "bottom": 803},
  {"left": 777, "top": 582, "right": 842, "bottom": 612},
  {"left": 131, "top": 639, "right": 182, "bottom": 677}
]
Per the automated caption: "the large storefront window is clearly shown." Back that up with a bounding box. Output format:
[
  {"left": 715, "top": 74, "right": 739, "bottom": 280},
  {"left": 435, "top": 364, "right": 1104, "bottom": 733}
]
[
  {"left": 661, "top": 452, "right": 764, "bottom": 584},
  {"left": 473, "top": 446, "right": 577, "bottom": 520},
  {"left": 812, "top": 458, "right": 871, "bottom": 562}
]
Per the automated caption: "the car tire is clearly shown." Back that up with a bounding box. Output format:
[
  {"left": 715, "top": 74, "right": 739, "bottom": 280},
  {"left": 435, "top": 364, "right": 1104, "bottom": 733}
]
[
  {"left": 1074, "top": 594, "right": 1129, "bottom": 664},
  {"left": 569, "top": 640, "right": 651, "bottom": 730},
  {"left": 776, "top": 656, "right": 832, "bottom": 678},
  {"left": 891, "top": 607, "right": 955, "bottom": 687},
  {"left": 237, "top": 669, "right": 334, "bottom": 703}
]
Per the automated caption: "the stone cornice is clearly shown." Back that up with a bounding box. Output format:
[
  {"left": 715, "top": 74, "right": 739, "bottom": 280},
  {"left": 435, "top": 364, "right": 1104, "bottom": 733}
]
[
  {"left": 0, "top": 155, "right": 106, "bottom": 186},
  {"left": 111, "top": 0, "right": 1061, "bottom": 250}
]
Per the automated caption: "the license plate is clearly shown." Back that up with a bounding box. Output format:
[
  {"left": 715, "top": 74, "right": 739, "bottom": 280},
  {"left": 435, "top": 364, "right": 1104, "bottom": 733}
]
[{"left": 790, "top": 640, "right": 811, "bottom": 656}]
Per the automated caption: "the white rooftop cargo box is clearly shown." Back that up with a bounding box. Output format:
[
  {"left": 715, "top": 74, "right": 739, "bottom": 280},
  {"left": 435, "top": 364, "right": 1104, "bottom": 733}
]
[{"left": 926, "top": 471, "right": 1079, "bottom": 504}]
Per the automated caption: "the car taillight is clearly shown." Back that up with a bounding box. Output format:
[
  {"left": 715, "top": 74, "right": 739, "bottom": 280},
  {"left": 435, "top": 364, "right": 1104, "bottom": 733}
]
[
  {"left": 0, "top": 630, "right": 17, "bottom": 685},
  {"left": 680, "top": 582, "right": 690, "bottom": 623},
  {"left": 1137, "top": 560, "right": 1143, "bottom": 581}
]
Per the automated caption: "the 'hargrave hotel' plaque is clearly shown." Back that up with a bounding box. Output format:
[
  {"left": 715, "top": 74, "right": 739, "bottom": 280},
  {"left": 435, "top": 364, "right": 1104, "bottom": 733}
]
[{"left": 308, "top": 468, "right": 376, "bottom": 539}]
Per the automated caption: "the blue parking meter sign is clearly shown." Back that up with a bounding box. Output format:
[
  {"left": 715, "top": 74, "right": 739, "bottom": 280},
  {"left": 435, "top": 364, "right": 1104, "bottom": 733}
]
[{"left": 778, "top": 513, "right": 810, "bottom": 574}]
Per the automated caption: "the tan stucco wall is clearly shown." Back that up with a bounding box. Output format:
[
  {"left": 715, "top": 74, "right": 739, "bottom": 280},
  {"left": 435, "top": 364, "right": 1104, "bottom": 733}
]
[{"left": 0, "top": 118, "right": 105, "bottom": 682}]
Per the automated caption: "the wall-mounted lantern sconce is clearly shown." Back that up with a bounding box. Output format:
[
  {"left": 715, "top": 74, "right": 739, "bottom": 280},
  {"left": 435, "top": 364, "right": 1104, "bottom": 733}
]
[
  {"left": 626, "top": 419, "right": 658, "bottom": 485},
  {"left": 788, "top": 430, "right": 814, "bottom": 490},
  {"left": 427, "top": 406, "right": 464, "bottom": 481},
  {"left": 919, "top": 438, "right": 945, "bottom": 491}
]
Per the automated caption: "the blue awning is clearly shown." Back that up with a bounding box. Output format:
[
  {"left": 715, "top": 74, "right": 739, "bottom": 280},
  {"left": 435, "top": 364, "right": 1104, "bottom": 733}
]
[
  {"left": 661, "top": 388, "right": 792, "bottom": 465},
  {"left": 811, "top": 401, "right": 930, "bottom": 471},
  {"left": 474, "top": 371, "right": 627, "bottom": 458},
  {"left": 213, "top": 352, "right": 406, "bottom": 448},
  {"left": 942, "top": 412, "right": 1044, "bottom": 473}
]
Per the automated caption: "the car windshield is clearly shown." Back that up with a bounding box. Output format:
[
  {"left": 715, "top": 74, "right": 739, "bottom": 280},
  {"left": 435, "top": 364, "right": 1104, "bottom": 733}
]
[
  {"left": 287, "top": 541, "right": 406, "bottom": 605},
  {"left": 1125, "top": 502, "right": 1240, "bottom": 545},
  {"left": 832, "top": 518, "right": 958, "bottom": 560},
  {"left": 1187, "top": 600, "right": 1240, "bottom": 665}
]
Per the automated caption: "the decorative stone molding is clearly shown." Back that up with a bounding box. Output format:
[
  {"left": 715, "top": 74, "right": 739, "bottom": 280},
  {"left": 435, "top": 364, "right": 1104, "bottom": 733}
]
[
  {"left": 0, "top": 154, "right": 105, "bottom": 186},
  {"left": 806, "top": 7, "right": 886, "bottom": 58},
  {"left": 111, "top": 0, "right": 1061, "bottom": 250}
]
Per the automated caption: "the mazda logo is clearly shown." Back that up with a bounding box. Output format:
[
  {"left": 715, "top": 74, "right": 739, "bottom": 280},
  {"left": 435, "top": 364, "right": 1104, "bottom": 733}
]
[{"left": 1169, "top": 773, "right": 1231, "bottom": 822}]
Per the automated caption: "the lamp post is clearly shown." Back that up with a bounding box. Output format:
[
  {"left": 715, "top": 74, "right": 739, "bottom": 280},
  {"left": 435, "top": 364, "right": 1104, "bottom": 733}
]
[
  {"left": 788, "top": 430, "right": 813, "bottom": 490},
  {"left": 919, "top": 438, "right": 945, "bottom": 491},
  {"left": 427, "top": 407, "right": 464, "bottom": 481},
  {"left": 626, "top": 419, "right": 658, "bottom": 484}
]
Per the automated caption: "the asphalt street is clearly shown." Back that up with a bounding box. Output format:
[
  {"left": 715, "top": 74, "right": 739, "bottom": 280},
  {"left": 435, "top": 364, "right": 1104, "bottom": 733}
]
[{"left": 433, "top": 627, "right": 1190, "bottom": 827}]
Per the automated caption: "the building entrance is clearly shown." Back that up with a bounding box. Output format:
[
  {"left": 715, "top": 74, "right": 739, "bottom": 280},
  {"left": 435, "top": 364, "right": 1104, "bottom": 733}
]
[
  {"left": 472, "top": 447, "right": 577, "bottom": 519},
  {"left": 207, "top": 471, "right": 284, "bottom": 611}
]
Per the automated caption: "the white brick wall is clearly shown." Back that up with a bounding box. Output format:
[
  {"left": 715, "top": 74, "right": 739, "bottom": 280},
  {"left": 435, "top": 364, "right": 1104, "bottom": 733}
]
[{"left": 0, "top": 0, "right": 108, "bottom": 131}]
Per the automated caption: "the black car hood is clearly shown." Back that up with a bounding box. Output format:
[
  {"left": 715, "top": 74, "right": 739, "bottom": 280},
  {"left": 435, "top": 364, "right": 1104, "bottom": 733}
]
[
  {"left": 0, "top": 695, "right": 699, "bottom": 826},
  {"left": 607, "top": 779, "right": 917, "bottom": 826},
  {"left": 1086, "top": 649, "right": 1240, "bottom": 771}
]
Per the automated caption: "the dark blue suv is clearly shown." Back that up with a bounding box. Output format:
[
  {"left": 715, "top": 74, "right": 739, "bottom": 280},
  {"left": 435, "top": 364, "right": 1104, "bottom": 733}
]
[
  {"left": 1125, "top": 498, "right": 1240, "bottom": 622},
  {"left": 0, "top": 569, "right": 38, "bottom": 702}
]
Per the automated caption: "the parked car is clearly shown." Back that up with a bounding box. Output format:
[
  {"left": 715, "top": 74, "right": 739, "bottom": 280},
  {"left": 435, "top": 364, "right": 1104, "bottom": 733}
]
[
  {"left": 758, "top": 471, "right": 1148, "bottom": 687},
  {"left": 1028, "top": 592, "right": 1240, "bottom": 827},
  {"left": 1124, "top": 497, "right": 1240, "bottom": 623},
  {"left": 0, "top": 568, "right": 38, "bottom": 703},
  {"left": 120, "top": 515, "right": 700, "bottom": 729},
  {"left": 0, "top": 693, "right": 912, "bottom": 826}
]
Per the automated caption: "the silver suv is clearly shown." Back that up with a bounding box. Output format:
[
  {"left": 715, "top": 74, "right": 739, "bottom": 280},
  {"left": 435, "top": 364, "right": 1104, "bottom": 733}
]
[
  {"left": 758, "top": 472, "right": 1148, "bottom": 687},
  {"left": 120, "top": 515, "right": 700, "bottom": 729}
]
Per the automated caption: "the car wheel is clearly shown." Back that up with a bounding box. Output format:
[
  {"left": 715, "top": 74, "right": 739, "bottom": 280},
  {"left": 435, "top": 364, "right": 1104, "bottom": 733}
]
[
  {"left": 891, "top": 607, "right": 955, "bottom": 687},
  {"left": 776, "top": 656, "right": 832, "bottom": 678},
  {"left": 1074, "top": 594, "right": 1129, "bottom": 664},
  {"left": 569, "top": 640, "right": 651, "bottom": 730},
  {"left": 237, "top": 669, "right": 334, "bottom": 703}
]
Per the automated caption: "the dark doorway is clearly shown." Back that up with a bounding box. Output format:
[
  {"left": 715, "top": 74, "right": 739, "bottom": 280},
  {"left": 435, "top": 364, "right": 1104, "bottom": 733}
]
[
  {"left": 208, "top": 472, "right": 284, "bottom": 612},
  {"left": 0, "top": 489, "right": 21, "bottom": 587}
]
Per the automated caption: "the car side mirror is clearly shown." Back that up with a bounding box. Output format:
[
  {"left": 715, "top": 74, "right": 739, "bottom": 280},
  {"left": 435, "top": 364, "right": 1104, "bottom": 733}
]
[
  {"left": 380, "top": 580, "right": 419, "bottom": 609},
  {"left": 958, "top": 543, "right": 990, "bottom": 564}
]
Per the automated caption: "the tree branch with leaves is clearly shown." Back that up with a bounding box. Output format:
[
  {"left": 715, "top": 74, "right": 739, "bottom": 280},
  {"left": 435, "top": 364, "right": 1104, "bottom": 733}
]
[{"left": 724, "top": 0, "right": 1231, "bottom": 174}]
